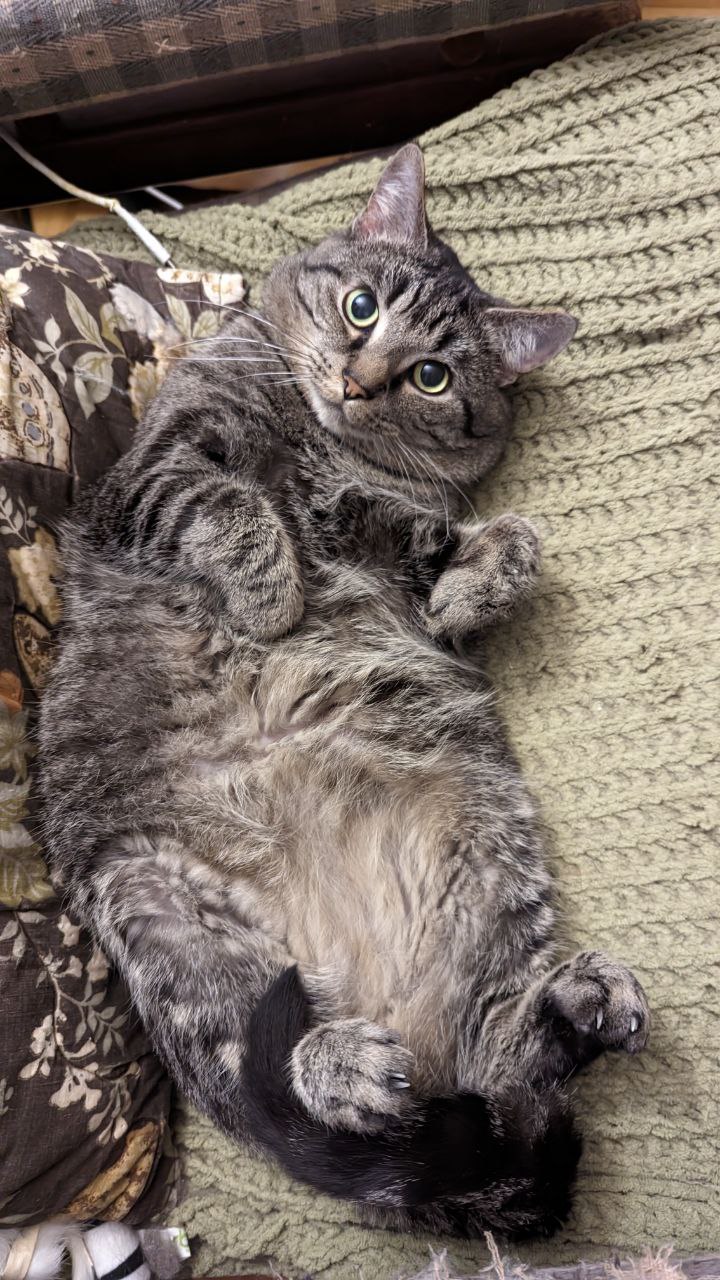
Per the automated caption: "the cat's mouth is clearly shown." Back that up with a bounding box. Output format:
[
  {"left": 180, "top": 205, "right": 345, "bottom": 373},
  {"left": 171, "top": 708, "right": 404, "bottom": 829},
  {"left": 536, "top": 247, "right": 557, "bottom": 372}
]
[
  {"left": 304, "top": 384, "right": 358, "bottom": 440},
  {"left": 306, "top": 392, "right": 409, "bottom": 477},
  {"left": 303, "top": 377, "right": 428, "bottom": 478}
]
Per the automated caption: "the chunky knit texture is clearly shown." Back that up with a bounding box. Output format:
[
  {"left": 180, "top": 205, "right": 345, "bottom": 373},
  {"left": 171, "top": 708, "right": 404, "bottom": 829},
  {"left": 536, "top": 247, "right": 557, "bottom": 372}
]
[{"left": 67, "top": 20, "right": 720, "bottom": 1279}]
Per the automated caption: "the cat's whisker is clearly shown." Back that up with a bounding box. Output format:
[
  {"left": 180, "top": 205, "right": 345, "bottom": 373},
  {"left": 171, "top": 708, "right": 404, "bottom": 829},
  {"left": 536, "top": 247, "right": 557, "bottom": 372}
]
[
  {"left": 387, "top": 438, "right": 420, "bottom": 514},
  {"left": 169, "top": 357, "right": 292, "bottom": 369},
  {"left": 396, "top": 437, "right": 450, "bottom": 536},
  {"left": 192, "top": 297, "right": 311, "bottom": 354},
  {"left": 403, "top": 437, "right": 467, "bottom": 532},
  {"left": 169, "top": 355, "right": 287, "bottom": 365},
  {"left": 169, "top": 330, "right": 314, "bottom": 364},
  {"left": 167, "top": 337, "right": 319, "bottom": 377},
  {"left": 427, "top": 456, "right": 478, "bottom": 522},
  {"left": 166, "top": 336, "right": 291, "bottom": 355},
  {"left": 411, "top": 449, "right": 452, "bottom": 536},
  {"left": 177, "top": 297, "right": 318, "bottom": 361}
]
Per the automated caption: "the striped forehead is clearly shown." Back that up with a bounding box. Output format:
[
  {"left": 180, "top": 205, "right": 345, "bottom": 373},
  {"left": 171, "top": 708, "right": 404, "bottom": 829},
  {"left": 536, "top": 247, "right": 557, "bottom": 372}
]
[{"left": 375, "top": 267, "right": 470, "bottom": 353}]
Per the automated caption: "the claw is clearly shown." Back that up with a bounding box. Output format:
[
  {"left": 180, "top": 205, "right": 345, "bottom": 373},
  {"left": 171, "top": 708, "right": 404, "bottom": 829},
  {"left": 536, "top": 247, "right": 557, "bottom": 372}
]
[
  {"left": 388, "top": 1073, "right": 411, "bottom": 1089},
  {"left": 595, "top": 1007, "right": 604, "bottom": 1031},
  {"left": 629, "top": 1014, "right": 640, "bottom": 1033}
]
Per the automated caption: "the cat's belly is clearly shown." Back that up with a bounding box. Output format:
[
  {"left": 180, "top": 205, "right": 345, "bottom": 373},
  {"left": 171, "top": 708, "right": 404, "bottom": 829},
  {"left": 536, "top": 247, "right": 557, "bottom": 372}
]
[{"left": 170, "top": 628, "right": 513, "bottom": 1080}]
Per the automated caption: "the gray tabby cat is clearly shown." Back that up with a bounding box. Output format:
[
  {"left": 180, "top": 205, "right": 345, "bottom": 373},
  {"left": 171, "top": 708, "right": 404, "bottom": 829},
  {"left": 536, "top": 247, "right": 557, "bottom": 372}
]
[{"left": 40, "top": 145, "right": 649, "bottom": 1239}]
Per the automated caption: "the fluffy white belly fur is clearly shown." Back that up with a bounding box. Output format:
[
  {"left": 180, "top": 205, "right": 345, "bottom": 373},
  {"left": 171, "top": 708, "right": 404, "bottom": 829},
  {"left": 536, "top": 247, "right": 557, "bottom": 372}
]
[{"left": 173, "top": 636, "right": 495, "bottom": 1082}]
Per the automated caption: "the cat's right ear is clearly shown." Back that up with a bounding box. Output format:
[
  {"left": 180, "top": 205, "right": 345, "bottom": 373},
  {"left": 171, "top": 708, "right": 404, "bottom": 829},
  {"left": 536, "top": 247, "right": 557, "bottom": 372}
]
[
  {"left": 485, "top": 307, "right": 578, "bottom": 385},
  {"left": 352, "top": 144, "right": 428, "bottom": 250}
]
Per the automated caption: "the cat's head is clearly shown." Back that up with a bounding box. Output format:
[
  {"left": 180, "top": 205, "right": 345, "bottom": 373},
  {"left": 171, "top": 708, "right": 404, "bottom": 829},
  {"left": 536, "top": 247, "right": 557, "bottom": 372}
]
[{"left": 263, "top": 145, "right": 576, "bottom": 490}]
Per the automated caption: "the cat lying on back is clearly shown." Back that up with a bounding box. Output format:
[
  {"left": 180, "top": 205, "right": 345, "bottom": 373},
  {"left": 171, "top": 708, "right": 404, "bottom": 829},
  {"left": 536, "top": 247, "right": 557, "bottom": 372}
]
[{"left": 39, "top": 145, "right": 649, "bottom": 1238}]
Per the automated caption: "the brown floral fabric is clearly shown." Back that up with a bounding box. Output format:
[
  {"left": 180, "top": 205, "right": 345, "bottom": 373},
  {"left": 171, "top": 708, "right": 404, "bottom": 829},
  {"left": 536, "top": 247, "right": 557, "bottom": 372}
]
[{"left": 0, "top": 225, "right": 246, "bottom": 1226}]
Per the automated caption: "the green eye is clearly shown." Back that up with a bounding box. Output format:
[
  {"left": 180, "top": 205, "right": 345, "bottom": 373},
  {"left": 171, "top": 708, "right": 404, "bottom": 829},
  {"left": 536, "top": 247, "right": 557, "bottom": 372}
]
[
  {"left": 344, "top": 289, "right": 379, "bottom": 328},
  {"left": 413, "top": 360, "right": 450, "bottom": 394}
]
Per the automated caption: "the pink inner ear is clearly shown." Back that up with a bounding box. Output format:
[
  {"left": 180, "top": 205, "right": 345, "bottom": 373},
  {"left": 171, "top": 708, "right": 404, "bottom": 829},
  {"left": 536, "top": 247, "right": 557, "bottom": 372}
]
[
  {"left": 486, "top": 308, "right": 578, "bottom": 383},
  {"left": 353, "top": 144, "right": 428, "bottom": 249}
]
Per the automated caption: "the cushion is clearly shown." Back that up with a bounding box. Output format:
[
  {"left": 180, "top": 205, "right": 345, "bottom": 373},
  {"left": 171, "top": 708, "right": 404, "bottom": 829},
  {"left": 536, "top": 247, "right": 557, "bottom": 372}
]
[
  {"left": 0, "top": 228, "right": 245, "bottom": 1227},
  {"left": 0, "top": 0, "right": 615, "bottom": 120},
  {"left": 64, "top": 18, "right": 720, "bottom": 1277}
]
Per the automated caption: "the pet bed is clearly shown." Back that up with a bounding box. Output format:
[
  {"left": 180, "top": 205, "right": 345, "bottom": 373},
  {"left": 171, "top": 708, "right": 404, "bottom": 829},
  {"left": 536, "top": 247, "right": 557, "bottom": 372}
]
[{"left": 3, "top": 15, "right": 718, "bottom": 1280}]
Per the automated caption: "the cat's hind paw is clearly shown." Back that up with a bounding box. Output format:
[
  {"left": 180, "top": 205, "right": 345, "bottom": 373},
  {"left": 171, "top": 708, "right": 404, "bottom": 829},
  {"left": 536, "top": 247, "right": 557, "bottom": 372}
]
[
  {"left": 291, "top": 1017, "right": 415, "bottom": 1133},
  {"left": 544, "top": 950, "right": 650, "bottom": 1056}
]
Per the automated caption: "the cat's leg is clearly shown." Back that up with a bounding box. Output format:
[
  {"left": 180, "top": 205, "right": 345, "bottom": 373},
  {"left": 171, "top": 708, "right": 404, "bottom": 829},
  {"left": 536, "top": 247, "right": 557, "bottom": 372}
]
[
  {"left": 86, "top": 838, "right": 289, "bottom": 1138},
  {"left": 424, "top": 514, "right": 540, "bottom": 640},
  {"left": 163, "top": 479, "right": 304, "bottom": 639},
  {"left": 472, "top": 950, "right": 650, "bottom": 1091},
  {"left": 88, "top": 838, "right": 414, "bottom": 1137},
  {"left": 115, "top": 447, "right": 303, "bottom": 639}
]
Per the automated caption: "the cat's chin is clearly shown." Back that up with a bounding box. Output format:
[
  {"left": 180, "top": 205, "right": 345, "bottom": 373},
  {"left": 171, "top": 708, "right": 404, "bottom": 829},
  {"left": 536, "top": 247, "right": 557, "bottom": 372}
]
[
  {"left": 304, "top": 387, "right": 375, "bottom": 458},
  {"left": 304, "top": 387, "right": 430, "bottom": 481},
  {"left": 305, "top": 386, "right": 346, "bottom": 436}
]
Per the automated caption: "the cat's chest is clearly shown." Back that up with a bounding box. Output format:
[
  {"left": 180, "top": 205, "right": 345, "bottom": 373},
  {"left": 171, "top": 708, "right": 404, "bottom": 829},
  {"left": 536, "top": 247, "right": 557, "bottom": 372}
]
[{"left": 174, "top": 565, "right": 463, "bottom": 812}]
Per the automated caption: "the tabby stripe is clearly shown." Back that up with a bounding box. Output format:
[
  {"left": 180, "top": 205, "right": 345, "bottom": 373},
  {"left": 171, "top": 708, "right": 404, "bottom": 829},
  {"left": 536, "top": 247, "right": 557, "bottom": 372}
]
[
  {"left": 296, "top": 282, "right": 320, "bottom": 325},
  {"left": 135, "top": 469, "right": 201, "bottom": 545},
  {"left": 395, "top": 282, "right": 425, "bottom": 314},
  {"left": 122, "top": 463, "right": 171, "bottom": 514},
  {"left": 302, "top": 262, "right": 344, "bottom": 280},
  {"left": 155, "top": 481, "right": 215, "bottom": 555},
  {"left": 121, "top": 476, "right": 170, "bottom": 545},
  {"left": 136, "top": 416, "right": 199, "bottom": 465},
  {"left": 386, "top": 273, "right": 410, "bottom": 305},
  {"left": 460, "top": 397, "right": 474, "bottom": 437}
]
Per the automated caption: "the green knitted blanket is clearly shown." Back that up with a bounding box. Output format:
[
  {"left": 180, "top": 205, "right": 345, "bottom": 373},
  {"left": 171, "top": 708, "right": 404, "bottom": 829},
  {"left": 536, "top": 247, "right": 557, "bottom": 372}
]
[{"left": 67, "top": 20, "right": 720, "bottom": 1279}]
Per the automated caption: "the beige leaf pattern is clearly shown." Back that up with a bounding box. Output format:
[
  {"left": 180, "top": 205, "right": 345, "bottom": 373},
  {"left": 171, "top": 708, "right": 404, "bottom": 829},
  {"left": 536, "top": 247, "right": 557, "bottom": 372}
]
[
  {"left": 0, "top": 705, "right": 52, "bottom": 908},
  {"left": 6, "top": 528, "right": 61, "bottom": 626},
  {"left": 128, "top": 359, "right": 165, "bottom": 422}
]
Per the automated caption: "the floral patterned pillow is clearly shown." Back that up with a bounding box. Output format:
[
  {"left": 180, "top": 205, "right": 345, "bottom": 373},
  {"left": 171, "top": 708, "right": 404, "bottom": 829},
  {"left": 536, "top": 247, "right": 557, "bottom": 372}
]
[{"left": 0, "top": 226, "right": 245, "bottom": 1226}]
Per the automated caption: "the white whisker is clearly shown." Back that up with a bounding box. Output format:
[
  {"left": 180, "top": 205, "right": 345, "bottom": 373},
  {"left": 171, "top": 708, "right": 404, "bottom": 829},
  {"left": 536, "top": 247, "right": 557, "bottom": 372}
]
[
  {"left": 397, "top": 438, "right": 451, "bottom": 538},
  {"left": 174, "top": 297, "right": 329, "bottom": 374},
  {"left": 169, "top": 355, "right": 286, "bottom": 365}
]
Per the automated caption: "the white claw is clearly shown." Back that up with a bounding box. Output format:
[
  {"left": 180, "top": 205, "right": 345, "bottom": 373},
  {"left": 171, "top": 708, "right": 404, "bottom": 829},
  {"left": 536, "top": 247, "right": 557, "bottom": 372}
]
[
  {"left": 595, "top": 1008, "right": 604, "bottom": 1031},
  {"left": 630, "top": 1015, "right": 640, "bottom": 1034},
  {"left": 388, "top": 1072, "right": 411, "bottom": 1089}
]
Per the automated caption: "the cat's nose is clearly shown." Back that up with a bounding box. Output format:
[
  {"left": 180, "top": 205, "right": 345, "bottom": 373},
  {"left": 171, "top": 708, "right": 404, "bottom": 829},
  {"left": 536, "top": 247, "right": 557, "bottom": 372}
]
[{"left": 343, "top": 370, "right": 370, "bottom": 401}]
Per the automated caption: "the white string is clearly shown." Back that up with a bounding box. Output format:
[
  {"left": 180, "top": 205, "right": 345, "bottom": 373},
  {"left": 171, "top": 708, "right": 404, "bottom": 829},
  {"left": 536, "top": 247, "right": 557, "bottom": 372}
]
[{"left": 0, "top": 126, "right": 175, "bottom": 268}]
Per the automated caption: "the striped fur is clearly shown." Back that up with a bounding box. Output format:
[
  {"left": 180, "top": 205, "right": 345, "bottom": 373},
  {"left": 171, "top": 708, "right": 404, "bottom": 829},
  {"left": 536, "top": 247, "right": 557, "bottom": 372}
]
[{"left": 39, "top": 146, "right": 648, "bottom": 1238}]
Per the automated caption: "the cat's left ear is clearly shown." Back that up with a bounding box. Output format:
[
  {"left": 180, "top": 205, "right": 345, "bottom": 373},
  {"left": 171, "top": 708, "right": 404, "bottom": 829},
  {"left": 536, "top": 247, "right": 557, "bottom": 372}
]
[
  {"left": 485, "top": 307, "right": 578, "bottom": 386},
  {"left": 352, "top": 144, "right": 428, "bottom": 250}
]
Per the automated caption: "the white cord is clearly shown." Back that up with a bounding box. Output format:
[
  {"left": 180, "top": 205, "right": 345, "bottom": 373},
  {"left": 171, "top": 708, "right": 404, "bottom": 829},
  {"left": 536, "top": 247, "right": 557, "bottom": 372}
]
[
  {"left": 0, "top": 125, "right": 176, "bottom": 267},
  {"left": 143, "top": 185, "right": 184, "bottom": 211}
]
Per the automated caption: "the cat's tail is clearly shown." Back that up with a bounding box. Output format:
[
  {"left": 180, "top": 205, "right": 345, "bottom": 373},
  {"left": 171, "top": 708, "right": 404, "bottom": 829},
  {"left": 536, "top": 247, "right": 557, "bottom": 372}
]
[{"left": 242, "top": 967, "right": 581, "bottom": 1239}]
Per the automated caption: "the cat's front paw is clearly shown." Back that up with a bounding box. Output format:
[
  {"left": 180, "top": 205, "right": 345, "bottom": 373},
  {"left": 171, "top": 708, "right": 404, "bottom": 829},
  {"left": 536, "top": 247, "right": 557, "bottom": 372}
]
[
  {"left": 544, "top": 951, "right": 650, "bottom": 1056},
  {"left": 226, "top": 531, "right": 304, "bottom": 641},
  {"left": 291, "top": 1018, "right": 414, "bottom": 1133},
  {"left": 424, "top": 514, "right": 541, "bottom": 640}
]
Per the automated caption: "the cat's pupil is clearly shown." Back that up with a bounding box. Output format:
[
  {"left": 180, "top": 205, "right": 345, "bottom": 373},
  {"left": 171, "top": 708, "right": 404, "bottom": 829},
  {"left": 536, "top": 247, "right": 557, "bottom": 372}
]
[
  {"left": 350, "top": 292, "right": 376, "bottom": 320},
  {"left": 420, "top": 361, "right": 445, "bottom": 387}
]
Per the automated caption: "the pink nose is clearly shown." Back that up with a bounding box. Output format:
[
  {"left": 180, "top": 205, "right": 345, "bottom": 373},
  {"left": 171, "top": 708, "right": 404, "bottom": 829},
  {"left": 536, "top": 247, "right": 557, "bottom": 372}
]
[{"left": 343, "top": 371, "right": 370, "bottom": 401}]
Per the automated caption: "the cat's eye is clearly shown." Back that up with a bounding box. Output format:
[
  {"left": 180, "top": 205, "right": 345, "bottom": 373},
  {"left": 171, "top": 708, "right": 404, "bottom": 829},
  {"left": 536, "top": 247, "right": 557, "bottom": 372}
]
[
  {"left": 412, "top": 360, "right": 450, "bottom": 394},
  {"left": 344, "top": 289, "right": 379, "bottom": 328}
]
